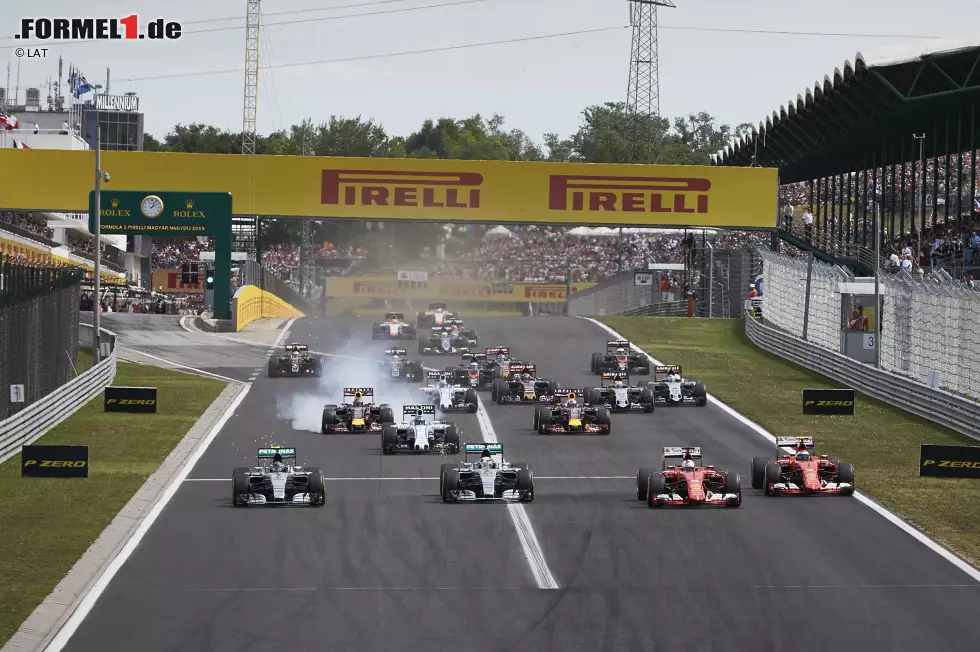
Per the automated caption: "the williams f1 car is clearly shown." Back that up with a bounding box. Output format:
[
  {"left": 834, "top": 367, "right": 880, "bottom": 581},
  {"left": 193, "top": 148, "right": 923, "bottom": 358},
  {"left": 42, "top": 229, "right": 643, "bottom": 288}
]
[
  {"left": 489, "top": 366, "right": 559, "bottom": 404},
  {"left": 440, "top": 443, "right": 534, "bottom": 503},
  {"left": 377, "top": 348, "right": 424, "bottom": 381},
  {"left": 232, "top": 446, "right": 325, "bottom": 507},
  {"left": 419, "top": 371, "right": 478, "bottom": 412},
  {"left": 267, "top": 343, "right": 323, "bottom": 378},
  {"left": 533, "top": 391, "right": 611, "bottom": 434},
  {"left": 381, "top": 404, "right": 461, "bottom": 454},
  {"left": 637, "top": 447, "right": 741, "bottom": 508},
  {"left": 372, "top": 313, "right": 418, "bottom": 340},
  {"left": 417, "top": 303, "right": 456, "bottom": 328},
  {"left": 585, "top": 372, "right": 655, "bottom": 412},
  {"left": 321, "top": 388, "right": 395, "bottom": 433},
  {"left": 650, "top": 365, "right": 707, "bottom": 407},
  {"left": 590, "top": 340, "right": 650, "bottom": 375},
  {"left": 751, "top": 437, "right": 854, "bottom": 496}
]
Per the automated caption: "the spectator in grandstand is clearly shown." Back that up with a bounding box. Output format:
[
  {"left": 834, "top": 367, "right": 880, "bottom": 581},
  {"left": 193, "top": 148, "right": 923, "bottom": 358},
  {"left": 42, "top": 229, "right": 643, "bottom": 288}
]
[
  {"left": 783, "top": 204, "right": 794, "bottom": 231},
  {"left": 802, "top": 208, "right": 813, "bottom": 242}
]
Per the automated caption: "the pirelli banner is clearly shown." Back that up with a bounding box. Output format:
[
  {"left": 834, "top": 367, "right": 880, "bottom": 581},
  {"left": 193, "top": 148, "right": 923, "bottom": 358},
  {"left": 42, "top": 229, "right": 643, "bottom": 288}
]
[
  {"left": 0, "top": 150, "right": 777, "bottom": 228},
  {"left": 325, "top": 276, "right": 596, "bottom": 303}
]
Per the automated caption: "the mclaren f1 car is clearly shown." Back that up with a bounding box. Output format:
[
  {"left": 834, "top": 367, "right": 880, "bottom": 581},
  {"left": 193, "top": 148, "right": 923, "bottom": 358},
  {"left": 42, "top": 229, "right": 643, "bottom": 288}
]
[
  {"left": 751, "top": 437, "right": 854, "bottom": 496},
  {"left": 232, "top": 446, "right": 325, "bottom": 507},
  {"left": 590, "top": 340, "right": 650, "bottom": 375},
  {"left": 637, "top": 447, "right": 741, "bottom": 507}
]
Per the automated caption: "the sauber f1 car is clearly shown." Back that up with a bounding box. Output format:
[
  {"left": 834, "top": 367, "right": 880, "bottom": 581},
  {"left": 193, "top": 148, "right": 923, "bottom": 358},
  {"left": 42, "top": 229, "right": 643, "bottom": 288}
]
[
  {"left": 650, "top": 365, "right": 707, "bottom": 407},
  {"left": 417, "top": 303, "right": 456, "bottom": 328},
  {"left": 591, "top": 340, "right": 650, "bottom": 375},
  {"left": 267, "top": 343, "right": 323, "bottom": 378},
  {"left": 533, "top": 391, "right": 611, "bottom": 434},
  {"left": 377, "top": 348, "right": 424, "bottom": 381},
  {"left": 490, "top": 365, "right": 558, "bottom": 404},
  {"left": 420, "top": 371, "right": 478, "bottom": 413},
  {"left": 585, "top": 372, "right": 655, "bottom": 412},
  {"left": 438, "top": 318, "right": 479, "bottom": 348},
  {"left": 372, "top": 313, "right": 418, "bottom": 340},
  {"left": 637, "top": 447, "right": 741, "bottom": 508},
  {"left": 381, "top": 404, "right": 461, "bottom": 454},
  {"left": 751, "top": 437, "right": 854, "bottom": 496},
  {"left": 232, "top": 446, "right": 325, "bottom": 507},
  {"left": 440, "top": 443, "right": 534, "bottom": 503},
  {"left": 321, "top": 388, "right": 395, "bottom": 433},
  {"left": 418, "top": 328, "right": 473, "bottom": 355}
]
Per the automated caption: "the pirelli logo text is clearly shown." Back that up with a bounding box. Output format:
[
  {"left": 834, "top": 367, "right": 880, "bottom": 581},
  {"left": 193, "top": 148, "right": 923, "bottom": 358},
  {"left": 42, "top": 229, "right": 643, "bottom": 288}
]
[
  {"left": 321, "top": 170, "right": 483, "bottom": 210},
  {"left": 548, "top": 175, "right": 711, "bottom": 214}
]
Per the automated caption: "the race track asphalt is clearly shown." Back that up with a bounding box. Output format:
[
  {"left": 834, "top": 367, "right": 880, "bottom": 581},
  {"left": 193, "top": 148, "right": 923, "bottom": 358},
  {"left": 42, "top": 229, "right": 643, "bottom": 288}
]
[{"left": 58, "top": 315, "right": 980, "bottom": 652}]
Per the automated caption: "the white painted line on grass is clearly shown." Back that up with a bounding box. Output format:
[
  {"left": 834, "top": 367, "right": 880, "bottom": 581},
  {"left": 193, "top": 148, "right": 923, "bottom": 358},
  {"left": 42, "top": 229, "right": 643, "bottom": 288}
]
[
  {"left": 579, "top": 316, "right": 980, "bottom": 584},
  {"left": 44, "top": 383, "right": 253, "bottom": 652},
  {"left": 475, "top": 393, "right": 559, "bottom": 590},
  {"left": 117, "top": 347, "right": 240, "bottom": 383}
]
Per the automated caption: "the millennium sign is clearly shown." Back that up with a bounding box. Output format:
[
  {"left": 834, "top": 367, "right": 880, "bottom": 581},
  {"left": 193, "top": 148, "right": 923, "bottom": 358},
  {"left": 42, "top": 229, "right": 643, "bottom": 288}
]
[{"left": 95, "top": 94, "right": 139, "bottom": 112}]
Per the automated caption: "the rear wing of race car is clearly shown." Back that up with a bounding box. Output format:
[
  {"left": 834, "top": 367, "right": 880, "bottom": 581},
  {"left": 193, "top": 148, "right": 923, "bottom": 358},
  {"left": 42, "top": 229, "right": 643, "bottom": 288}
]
[
  {"left": 384, "top": 312, "right": 406, "bottom": 321},
  {"left": 343, "top": 387, "right": 374, "bottom": 399},
  {"left": 463, "top": 352, "right": 487, "bottom": 364},
  {"left": 284, "top": 343, "right": 308, "bottom": 352},
  {"left": 662, "top": 446, "right": 702, "bottom": 469},
  {"left": 463, "top": 442, "right": 503, "bottom": 458},
  {"left": 258, "top": 446, "right": 297, "bottom": 462},
  {"left": 429, "top": 303, "right": 448, "bottom": 310},
  {"left": 426, "top": 370, "right": 449, "bottom": 382},
  {"left": 600, "top": 372, "right": 629, "bottom": 386},
  {"left": 509, "top": 363, "right": 536, "bottom": 375},
  {"left": 403, "top": 404, "right": 436, "bottom": 417},
  {"left": 444, "top": 318, "right": 464, "bottom": 327},
  {"left": 485, "top": 347, "right": 510, "bottom": 357},
  {"left": 654, "top": 365, "right": 683, "bottom": 381},
  {"left": 777, "top": 436, "right": 815, "bottom": 454},
  {"left": 605, "top": 340, "right": 630, "bottom": 352},
  {"left": 554, "top": 389, "right": 584, "bottom": 403},
  {"left": 383, "top": 348, "right": 408, "bottom": 356}
]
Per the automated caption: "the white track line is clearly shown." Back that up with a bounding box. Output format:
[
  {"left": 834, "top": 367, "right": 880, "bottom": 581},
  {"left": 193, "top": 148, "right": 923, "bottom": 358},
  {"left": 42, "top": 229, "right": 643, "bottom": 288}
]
[
  {"left": 580, "top": 316, "right": 980, "bottom": 583},
  {"left": 183, "top": 475, "right": 633, "bottom": 482},
  {"left": 44, "top": 383, "right": 253, "bottom": 652},
  {"left": 117, "top": 347, "right": 240, "bottom": 383},
  {"left": 474, "top": 394, "right": 559, "bottom": 590}
]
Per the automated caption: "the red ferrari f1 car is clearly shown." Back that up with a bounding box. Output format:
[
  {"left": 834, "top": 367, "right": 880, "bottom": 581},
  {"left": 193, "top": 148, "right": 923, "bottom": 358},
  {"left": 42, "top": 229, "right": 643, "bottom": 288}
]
[
  {"left": 637, "top": 447, "right": 741, "bottom": 508},
  {"left": 751, "top": 437, "right": 854, "bottom": 496}
]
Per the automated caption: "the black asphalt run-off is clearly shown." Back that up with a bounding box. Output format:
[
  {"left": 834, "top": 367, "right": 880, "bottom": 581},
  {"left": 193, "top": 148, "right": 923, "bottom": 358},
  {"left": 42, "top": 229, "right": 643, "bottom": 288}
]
[{"left": 61, "top": 316, "right": 980, "bottom": 651}]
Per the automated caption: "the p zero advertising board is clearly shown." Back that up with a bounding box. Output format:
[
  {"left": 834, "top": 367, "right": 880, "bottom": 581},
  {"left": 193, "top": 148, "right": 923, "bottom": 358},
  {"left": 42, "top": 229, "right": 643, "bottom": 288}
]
[
  {"left": 0, "top": 150, "right": 778, "bottom": 228},
  {"left": 919, "top": 444, "right": 980, "bottom": 479},
  {"left": 22, "top": 445, "right": 89, "bottom": 478},
  {"left": 802, "top": 388, "right": 856, "bottom": 415}
]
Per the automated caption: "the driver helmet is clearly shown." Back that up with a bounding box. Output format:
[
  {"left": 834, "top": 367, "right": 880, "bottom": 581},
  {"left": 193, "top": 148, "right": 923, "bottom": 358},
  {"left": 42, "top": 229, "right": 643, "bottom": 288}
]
[
  {"left": 441, "top": 331, "right": 450, "bottom": 338},
  {"left": 438, "top": 377, "right": 449, "bottom": 388},
  {"left": 796, "top": 447, "right": 811, "bottom": 462},
  {"left": 413, "top": 416, "right": 426, "bottom": 426},
  {"left": 270, "top": 452, "right": 287, "bottom": 472},
  {"left": 613, "top": 379, "right": 625, "bottom": 388},
  {"left": 666, "top": 373, "right": 676, "bottom": 383},
  {"left": 353, "top": 398, "right": 364, "bottom": 407},
  {"left": 566, "top": 392, "right": 577, "bottom": 407},
  {"left": 615, "top": 347, "right": 627, "bottom": 357},
  {"left": 496, "top": 354, "right": 508, "bottom": 364},
  {"left": 682, "top": 459, "right": 696, "bottom": 472},
  {"left": 468, "top": 361, "right": 480, "bottom": 372},
  {"left": 522, "top": 372, "right": 532, "bottom": 382},
  {"left": 391, "top": 353, "right": 400, "bottom": 362}
]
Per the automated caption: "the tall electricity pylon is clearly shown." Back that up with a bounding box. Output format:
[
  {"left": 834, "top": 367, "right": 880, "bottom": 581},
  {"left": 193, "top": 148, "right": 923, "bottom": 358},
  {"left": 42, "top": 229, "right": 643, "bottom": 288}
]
[
  {"left": 625, "top": 0, "right": 676, "bottom": 161},
  {"left": 242, "top": 0, "right": 260, "bottom": 155}
]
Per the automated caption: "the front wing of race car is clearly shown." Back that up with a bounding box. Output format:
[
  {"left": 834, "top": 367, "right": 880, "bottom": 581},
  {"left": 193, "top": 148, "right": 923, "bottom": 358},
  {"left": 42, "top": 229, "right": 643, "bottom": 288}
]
[
  {"left": 541, "top": 421, "right": 609, "bottom": 434},
  {"left": 323, "top": 420, "right": 384, "bottom": 433},
  {"left": 650, "top": 492, "right": 740, "bottom": 506},
  {"left": 420, "top": 340, "right": 471, "bottom": 355},
  {"left": 498, "top": 392, "right": 555, "bottom": 404},
  {"left": 448, "top": 472, "right": 524, "bottom": 501},
  {"left": 767, "top": 481, "right": 853, "bottom": 495},
  {"left": 237, "top": 474, "right": 320, "bottom": 505}
]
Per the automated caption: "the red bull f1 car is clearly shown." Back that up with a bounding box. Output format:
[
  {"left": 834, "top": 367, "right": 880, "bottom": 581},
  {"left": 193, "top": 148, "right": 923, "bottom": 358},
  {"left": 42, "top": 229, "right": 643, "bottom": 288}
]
[
  {"left": 650, "top": 365, "right": 707, "bottom": 407},
  {"left": 751, "top": 437, "right": 854, "bottom": 496},
  {"left": 637, "top": 447, "right": 741, "bottom": 508},
  {"left": 533, "top": 391, "right": 611, "bottom": 435},
  {"left": 372, "top": 312, "right": 418, "bottom": 340},
  {"left": 232, "top": 446, "right": 325, "bottom": 507},
  {"left": 321, "top": 388, "right": 395, "bottom": 433},
  {"left": 267, "top": 343, "right": 323, "bottom": 378},
  {"left": 585, "top": 372, "right": 655, "bottom": 412},
  {"left": 591, "top": 340, "right": 650, "bottom": 375}
]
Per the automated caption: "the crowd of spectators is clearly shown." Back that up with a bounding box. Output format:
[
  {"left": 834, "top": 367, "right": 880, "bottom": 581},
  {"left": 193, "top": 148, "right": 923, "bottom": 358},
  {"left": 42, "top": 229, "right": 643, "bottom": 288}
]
[
  {"left": 151, "top": 239, "right": 214, "bottom": 268},
  {"left": 0, "top": 211, "right": 55, "bottom": 241}
]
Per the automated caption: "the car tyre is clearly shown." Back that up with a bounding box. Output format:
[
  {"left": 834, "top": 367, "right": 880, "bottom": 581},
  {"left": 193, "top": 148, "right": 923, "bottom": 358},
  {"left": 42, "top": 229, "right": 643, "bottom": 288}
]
[
  {"left": 444, "top": 426, "right": 460, "bottom": 453},
  {"left": 693, "top": 382, "right": 708, "bottom": 407},
  {"left": 379, "top": 406, "right": 395, "bottom": 424},
  {"left": 516, "top": 467, "right": 534, "bottom": 502},
  {"left": 306, "top": 467, "right": 326, "bottom": 506},
  {"left": 646, "top": 473, "right": 667, "bottom": 508},
  {"left": 267, "top": 357, "right": 277, "bottom": 378},
  {"left": 382, "top": 425, "right": 398, "bottom": 454},
  {"left": 723, "top": 472, "right": 741, "bottom": 507},
  {"left": 232, "top": 467, "right": 250, "bottom": 506},
  {"left": 640, "top": 388, "right": 655, "bottom": 412},
  {"left": 537, "top": 410, "right": 552, "bottom": 435},
  {"left": 321, "top": 406, "right": 338, "bottom": 434},
  {"left": 636, "top": 467, "right": 655, "bottom": 500},
  {"left": 764, "top": 462, "right": 783, "bottom": 495},
  {"left": 442, "top": 470, "right": 460, "bottom": 503},
  {"left": 750, "top": 456, "right": 770, "bottom": 490},
  {"left": 595, "top": 407, "right": 612, "bottom": 435},
  {"left": 837, "top": 462, "right": 855, "bottom": 495},
  {"left": 590, "top": 352, "right": 603, "bottom": 374}
]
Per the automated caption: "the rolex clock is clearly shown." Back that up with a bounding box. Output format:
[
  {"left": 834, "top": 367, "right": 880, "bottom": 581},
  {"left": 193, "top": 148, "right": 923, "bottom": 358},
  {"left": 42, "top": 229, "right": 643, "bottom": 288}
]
[{"left": 140, "top": 195, "right": 164, "bottom": 218}]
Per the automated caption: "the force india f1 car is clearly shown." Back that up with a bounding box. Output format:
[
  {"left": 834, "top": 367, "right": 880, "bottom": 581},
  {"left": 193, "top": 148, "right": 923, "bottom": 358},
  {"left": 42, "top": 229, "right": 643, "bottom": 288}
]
[
  {"left": 751, "top": 437, "right": 854, "bottom": 496},
  {"left": 267, "top": 343, "right": 323, "bottom": 378},
  {"left": 650, "top": 365, "right": 707, "bottom": 407},
  {"left": 381, "top": 404, "right": 461, "bottom": 454},
  {"left": 372, "top": 313, "right": 418, "bottom": 340},
  {"left": 417, "top": 303, "right": 456, "bottom": 328},
  {"left": 590, "top": 340, "right": 650, "bottom": 375},
  {"left": 440, "top": 443, "right": 534, "bottom": 503},
  {"left": 585, "top": 372, "right": 655, "bottom": 413},
  {"left": 377, "top": 348, "right": 424, "bottom": 381},
  {"left": 490, "top": 366, "right": 559, "bottom": 404},
  {"left": 419, "top": 371, "right": 478, "bottom": 412},
  {"left": 232, "top": 446, "right": 325, "bottom": 507},
  {"left": 533, "top": 391, "right": 612, "bottom": 435},
  {"left": 321, "top": 388, "right": 395, "bottom": 433},
  {"left": 637, "top": 447, "right": 741, "bottom": 508}
]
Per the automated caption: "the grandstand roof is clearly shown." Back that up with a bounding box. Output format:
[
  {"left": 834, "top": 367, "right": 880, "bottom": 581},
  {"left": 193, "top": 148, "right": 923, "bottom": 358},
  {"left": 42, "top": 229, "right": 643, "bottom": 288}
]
[{"left": 712, "top": 35, "right": 980, "bottom": 183}]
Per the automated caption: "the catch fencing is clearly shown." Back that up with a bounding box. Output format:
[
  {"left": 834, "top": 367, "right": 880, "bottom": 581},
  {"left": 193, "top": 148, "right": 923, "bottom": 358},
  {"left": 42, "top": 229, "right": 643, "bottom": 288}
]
[
  {"left": 757, "top": 247, "right": 980, "bottom": 402},
  {"left": 237, "top": 259, "right": 314, "bottom": 314},
  {"left": 0, "top": 255, "right": 84, "bottom": 420}
]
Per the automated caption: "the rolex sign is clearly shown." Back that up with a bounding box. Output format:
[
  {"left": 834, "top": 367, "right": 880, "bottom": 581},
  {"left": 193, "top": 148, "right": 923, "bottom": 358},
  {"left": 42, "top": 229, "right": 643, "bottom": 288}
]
[{"left": 96, "top": 94, "right": 140, "bottom": 112}]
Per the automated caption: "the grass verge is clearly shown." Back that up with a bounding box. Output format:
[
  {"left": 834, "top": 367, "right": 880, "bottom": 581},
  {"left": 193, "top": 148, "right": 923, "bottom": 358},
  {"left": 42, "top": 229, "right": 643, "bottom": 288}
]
[
  {"left": 0, "top": 362, "right": 226, "bottom": 646},
  {"left": 600, "top": 316, "right": 980, "bottom": 566}
]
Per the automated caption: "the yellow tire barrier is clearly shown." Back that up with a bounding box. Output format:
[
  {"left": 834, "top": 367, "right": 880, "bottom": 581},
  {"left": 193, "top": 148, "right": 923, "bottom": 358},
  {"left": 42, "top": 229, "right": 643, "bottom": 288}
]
[{"left": 233, "top": 284, "right": 305, "bottom": 332}]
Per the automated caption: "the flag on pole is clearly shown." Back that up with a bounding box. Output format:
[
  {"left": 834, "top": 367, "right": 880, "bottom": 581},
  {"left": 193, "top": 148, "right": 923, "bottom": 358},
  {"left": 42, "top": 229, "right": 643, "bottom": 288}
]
[
  {"left": 68, "top": 64, "right": 99, "bottom": 98},
  {"left": 12, "top": 139, "right": 30, "bottom": 149},
  {"left": 0, "top": 111, "right": 18, "bottom": 131}
]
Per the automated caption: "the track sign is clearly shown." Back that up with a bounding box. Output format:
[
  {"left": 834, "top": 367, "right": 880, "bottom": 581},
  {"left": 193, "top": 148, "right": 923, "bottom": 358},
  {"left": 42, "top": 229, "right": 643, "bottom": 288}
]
[
  {"left": 920, "top": 444, "right": 980, "bottom": 479},
  {"left": 104, "top": 386, "right": 158, "bottom": 413},
  {"left": 802, "top": 388, "right": 855, "bottom": 415},
  {"left": 9, "top": 384, "right": 25, "bottom": 403},
  {"left": 634, "top": 271, "right": 654, "bottom": 287},
  {"left": 22, "top": 445, "right": 88, "bottom": 477}
]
